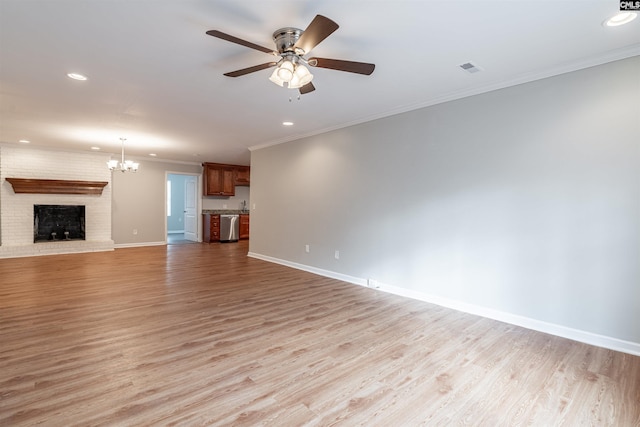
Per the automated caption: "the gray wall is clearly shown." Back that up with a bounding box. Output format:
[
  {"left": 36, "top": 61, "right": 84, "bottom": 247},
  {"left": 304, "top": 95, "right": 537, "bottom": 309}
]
[
  {"left": 202, "top": 186, "right": 250, "bottom": 211},
  {"left": 112, "top": 161, "right": 201, "bottom": 244},
  {"left": 249, "top": 57, "right": 640, "bottom": 345}
]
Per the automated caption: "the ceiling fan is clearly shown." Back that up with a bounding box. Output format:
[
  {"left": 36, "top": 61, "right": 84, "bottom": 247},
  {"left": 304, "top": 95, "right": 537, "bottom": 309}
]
[{"left": 206, "top": 15, "right": 375, "bottom": 95}]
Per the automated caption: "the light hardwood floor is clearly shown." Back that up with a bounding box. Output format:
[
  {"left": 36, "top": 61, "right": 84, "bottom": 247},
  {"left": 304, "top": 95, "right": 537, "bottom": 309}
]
[{"left": 1, "top": 242, "right": 639, "bottom": 426}]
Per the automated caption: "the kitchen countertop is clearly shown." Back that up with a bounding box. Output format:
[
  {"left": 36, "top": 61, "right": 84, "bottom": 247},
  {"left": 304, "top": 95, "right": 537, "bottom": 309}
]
[{"left": 202, "top": 210, "right": 249, "bottom": 215}]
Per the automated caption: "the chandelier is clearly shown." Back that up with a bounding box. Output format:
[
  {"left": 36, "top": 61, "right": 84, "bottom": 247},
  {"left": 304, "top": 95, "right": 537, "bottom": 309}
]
[
  {"left": 268, "top": 54, "right": 314, "bottom": 89},
  {"left": 107, "top": 138, "right": 139, "bottom": 172}
]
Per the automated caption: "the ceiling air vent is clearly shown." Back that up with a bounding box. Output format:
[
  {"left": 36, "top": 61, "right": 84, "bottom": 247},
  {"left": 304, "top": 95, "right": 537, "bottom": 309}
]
[{"left": 459, "top": 61, "right": 483, "bottom": 74}]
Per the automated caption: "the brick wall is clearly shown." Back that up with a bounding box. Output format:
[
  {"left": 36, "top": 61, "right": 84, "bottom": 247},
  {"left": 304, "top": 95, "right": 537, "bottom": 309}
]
[{"left": 0, "top": 145, "right": 114, "bottom": 258}]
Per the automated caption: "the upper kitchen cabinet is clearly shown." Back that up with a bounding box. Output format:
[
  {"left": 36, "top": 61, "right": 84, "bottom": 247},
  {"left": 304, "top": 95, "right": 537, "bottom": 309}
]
[
  {"left": 234, "top": 166, "right": 250, "bottom": 186},
  {"left": 203, "top": 163, "right": 236, "bottom": 196}
]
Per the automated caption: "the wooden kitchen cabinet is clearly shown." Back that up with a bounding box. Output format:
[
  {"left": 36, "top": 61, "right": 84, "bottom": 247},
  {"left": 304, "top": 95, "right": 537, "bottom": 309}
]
[
  {"left": 234, "top": 166, "right": 250, "bottom": 186},
  {"left": 203, "top": 214, "right": 220, "bottom": 242},
  {"left": 203, "top": 163, "right": 235, "bottom": 196},
  {"left": 239, "top": 214, "right": 250, "bottom": 239}
]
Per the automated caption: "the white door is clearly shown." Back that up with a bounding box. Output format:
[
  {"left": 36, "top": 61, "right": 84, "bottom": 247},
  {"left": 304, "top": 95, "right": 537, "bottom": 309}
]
[{"left": 184, "top": 175, "right": 198, "bottom": 242}]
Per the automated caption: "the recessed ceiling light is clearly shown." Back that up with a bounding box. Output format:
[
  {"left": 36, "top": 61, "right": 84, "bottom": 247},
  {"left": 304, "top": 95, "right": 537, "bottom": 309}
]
[
  {"left": 19, "top": 139, "right": 30, "bottom": 144},
  {"left": 282, "top": 121, "right": 294, "bottom": 126},
  {"left": 604, "top": 11, "right": 637, "bottom": 27},
  {"left": 67, "top": 73, "right": 87, "bottom": 81},
  {"left": 90, "top": 146, "right": 101, "bottom": 150},
  {"left": 149, "top": 153, "right": 157, "bottom": 157}
]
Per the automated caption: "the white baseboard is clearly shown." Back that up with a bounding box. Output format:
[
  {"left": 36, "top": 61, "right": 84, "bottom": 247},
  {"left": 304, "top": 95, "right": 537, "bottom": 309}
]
[
  {"left": 0, "top": 241, "right": 115, "bottom": 258},
  {"left": 375, "top": 282, "right": 640, "bottom": 357},
  {"left": 167, "top": 230, "right": 185, "bottom": 234},
  {"left": 114, "top": 241, "right": 166, "bottom": 249},
  {"left": 247, "top": 252, "right": 640, "bottom": 356},
  {"left": 248, "top": 252, "right": 366, "bottom": 287}
]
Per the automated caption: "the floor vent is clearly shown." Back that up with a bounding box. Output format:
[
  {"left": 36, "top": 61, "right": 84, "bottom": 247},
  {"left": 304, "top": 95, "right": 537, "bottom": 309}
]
[{"left": 459, "top": 61, "right": 483, "bottom": 74}]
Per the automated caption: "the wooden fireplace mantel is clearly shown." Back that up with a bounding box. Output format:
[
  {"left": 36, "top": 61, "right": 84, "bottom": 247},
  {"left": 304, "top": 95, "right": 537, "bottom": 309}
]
[{"left": 5, "top": 178, "right": 109, "bottom": 195}]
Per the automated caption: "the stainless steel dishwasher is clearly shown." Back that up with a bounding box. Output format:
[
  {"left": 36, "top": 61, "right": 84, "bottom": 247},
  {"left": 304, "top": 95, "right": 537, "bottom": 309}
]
[{"left": 220, "top": 214, "right": 239, "bottom": 242}]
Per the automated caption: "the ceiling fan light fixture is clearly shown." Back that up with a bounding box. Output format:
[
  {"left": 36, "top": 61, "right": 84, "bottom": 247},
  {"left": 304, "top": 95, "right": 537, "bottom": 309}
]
[
  {"left": 208, "top": 15, "right": 374, "bottom": 94},
  {"left": 269, "top": 68, "right": 285, "bottom": 87},
  {"left": 289, "top": 64, "right": 314, "bottom": 89},
  {"left": 276, "top": 60, "right": 295, "bottom": 82}
]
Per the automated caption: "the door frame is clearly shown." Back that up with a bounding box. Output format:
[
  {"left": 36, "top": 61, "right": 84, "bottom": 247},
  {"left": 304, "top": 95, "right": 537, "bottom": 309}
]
[{"left": 165, "top": 171, "right": 202, "bottom": 243}]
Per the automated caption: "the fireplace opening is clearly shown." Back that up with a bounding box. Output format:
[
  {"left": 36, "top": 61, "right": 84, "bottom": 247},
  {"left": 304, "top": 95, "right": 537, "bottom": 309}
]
[{"left": 34, "top": 205, "right": 86, "bottom": 243}]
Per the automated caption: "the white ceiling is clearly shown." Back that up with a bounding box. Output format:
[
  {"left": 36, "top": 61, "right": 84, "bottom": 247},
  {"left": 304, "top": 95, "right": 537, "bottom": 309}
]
[{"left": 1, "top": 1, "right": 638, "bottom": 165}]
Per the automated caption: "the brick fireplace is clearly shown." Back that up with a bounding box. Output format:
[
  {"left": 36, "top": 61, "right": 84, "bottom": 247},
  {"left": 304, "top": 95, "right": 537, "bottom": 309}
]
[
  {"left": 33, "top": 204, "right": 86, "bottom": 243},
  {"left": 0, "top": 145, "right": 114, "bottom": 258}
]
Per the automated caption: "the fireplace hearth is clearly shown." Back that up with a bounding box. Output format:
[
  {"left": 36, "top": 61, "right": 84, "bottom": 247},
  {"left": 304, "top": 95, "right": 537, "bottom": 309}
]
[{"left": 34, "top": 205, "right": 86, "bottom": 243}]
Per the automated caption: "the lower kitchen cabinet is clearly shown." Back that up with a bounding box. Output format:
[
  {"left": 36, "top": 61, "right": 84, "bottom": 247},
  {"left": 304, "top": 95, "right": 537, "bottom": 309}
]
[
  {"left": 239, "top": 214, "right": 249, "bottom": 239},
  {"left": 203, "top": 214, "right": 220, "bottom": 242}
]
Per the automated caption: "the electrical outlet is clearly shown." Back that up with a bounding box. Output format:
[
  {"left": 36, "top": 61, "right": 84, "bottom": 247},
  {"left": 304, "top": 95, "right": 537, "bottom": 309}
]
[
  {"left": 253, "top": 203, "right": 256, "bottom": 210},
  {"left": 305, "top": 245, "right": 310, "bottom": 253},
  {"left": 223, "top": 204, "right": 228, "bottom": 209},
  {"left": 367, "top": 278, "right": 377, "bottom": 288},
  {"left": 133, "top": 229, "right": 138, "bottom": 235},
  {"left": 334, "top": 250, "right": 340, "bottom": 260}
]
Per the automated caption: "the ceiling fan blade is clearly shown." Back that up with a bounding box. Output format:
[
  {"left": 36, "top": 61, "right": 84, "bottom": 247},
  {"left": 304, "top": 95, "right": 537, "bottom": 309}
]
[
  {"left": 308, "top": 57, "right": 375, "bottom": 75},
  {"left": 299, "top": 82, "right": 315, "bottom": 95},
  {"left": 206, "top": 30, "right": 275, "bottom": 55},
  {"left": 224, "top": 62, "right": 277, "bottom": 77},
  {"left": 294, "top": 15, "right": 339, "bottom": 54}
]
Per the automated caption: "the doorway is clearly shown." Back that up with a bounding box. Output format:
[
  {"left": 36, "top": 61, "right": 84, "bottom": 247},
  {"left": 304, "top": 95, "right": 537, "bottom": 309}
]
[{"left": 166, "top": 173, "right": 199, "bottom": 244}]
